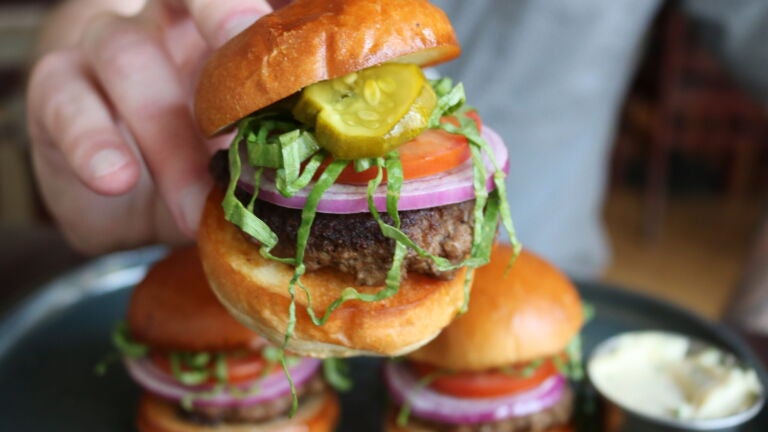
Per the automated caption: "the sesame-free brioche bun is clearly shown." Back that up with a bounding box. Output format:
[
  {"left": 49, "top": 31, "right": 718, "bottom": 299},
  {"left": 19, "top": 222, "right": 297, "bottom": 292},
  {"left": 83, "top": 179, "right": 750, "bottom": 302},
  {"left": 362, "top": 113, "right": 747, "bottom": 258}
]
[
  {"left": 408, "top": 245, "right": 583, "bottom": 371},
  {"left": 384, "top": 416, "right": 574, "bottom": 432},
  {"left": 384, "top": 413, "right": 576, "bottom": 432},
  {"left": 137, "top": 388, "right": 339, "bottom": 432},
  {"left": 195, "top": 0, "right": 460, "bottom": 136},
  {"left": 197, "top": 189, "right": 470, "bottom": 358},
  {"left": 127, "top": 246, "right": 263, "bottom": 352}
]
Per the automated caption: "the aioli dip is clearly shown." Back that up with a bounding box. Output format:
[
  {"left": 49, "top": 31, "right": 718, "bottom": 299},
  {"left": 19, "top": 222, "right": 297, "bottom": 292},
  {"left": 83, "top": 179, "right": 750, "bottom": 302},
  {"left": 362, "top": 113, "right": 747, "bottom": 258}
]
[{"left": 588, "top": 332, "right": 762, "bottom": 420}]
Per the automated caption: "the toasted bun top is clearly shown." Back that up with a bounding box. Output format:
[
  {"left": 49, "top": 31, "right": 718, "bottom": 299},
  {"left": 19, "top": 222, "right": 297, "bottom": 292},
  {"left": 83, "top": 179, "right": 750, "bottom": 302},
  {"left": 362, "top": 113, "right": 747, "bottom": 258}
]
[
  {"left": 408, "top": 245, "right": 584, "bottom": 371},
  {"left": 127, "top": 246, "right": 263, "bottom": 352},
  {"left": 195, "top": 0, "right": 460, "bottom": 136}
]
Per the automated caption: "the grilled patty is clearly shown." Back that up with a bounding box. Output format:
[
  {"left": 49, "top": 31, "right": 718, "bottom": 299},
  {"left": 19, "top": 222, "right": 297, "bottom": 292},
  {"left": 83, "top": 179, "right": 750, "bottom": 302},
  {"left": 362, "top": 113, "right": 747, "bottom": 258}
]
[
  {"left": 180, "top": 375, "right": 326, "bottom": 424},
  {"left": 211, "top": 150, "right": 475, "bottom": 286},
  {"left": 403, "top": 386, "right": 574, "bottom": 432}
]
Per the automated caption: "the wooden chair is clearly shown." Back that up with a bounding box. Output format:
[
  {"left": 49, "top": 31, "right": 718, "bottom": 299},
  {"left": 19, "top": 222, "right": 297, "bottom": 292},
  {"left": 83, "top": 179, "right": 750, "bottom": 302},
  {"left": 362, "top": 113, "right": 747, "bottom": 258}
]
[{"left": 642, "top": 4, "right": 767, "bottom": 238}]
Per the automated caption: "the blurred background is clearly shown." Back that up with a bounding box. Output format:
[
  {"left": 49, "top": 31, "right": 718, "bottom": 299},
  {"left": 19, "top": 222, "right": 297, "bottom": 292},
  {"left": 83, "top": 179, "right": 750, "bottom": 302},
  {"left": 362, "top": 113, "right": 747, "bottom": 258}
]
[{"left": 0, "top": 0, "right": 766, "bottom": 320}]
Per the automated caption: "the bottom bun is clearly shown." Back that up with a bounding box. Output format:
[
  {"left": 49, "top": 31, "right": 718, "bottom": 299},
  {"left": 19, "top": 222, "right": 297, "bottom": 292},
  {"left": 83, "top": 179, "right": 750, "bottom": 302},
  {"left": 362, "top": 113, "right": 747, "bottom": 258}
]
[
  {"left": 137, "top": 389, "right": 339, "bottom": 432},
  {"left": 198, "top": 189, "right": 471, "bottom": 358},
  {"left": 385, "top": 417, "right": 574, "bottom": 432}
]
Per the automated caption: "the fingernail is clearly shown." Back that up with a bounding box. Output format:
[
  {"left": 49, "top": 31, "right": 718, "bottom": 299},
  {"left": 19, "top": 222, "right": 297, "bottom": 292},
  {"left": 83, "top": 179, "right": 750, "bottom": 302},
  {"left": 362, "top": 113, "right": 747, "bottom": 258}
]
[
  {"left": 220, "top": 13, "right": 261, "bottom": 44},
  {"left": 179, "top": 180, "right": 212, "bottom": 236},
  {"left": 90, "top": 149, "right": 129, "bottom": 179}
]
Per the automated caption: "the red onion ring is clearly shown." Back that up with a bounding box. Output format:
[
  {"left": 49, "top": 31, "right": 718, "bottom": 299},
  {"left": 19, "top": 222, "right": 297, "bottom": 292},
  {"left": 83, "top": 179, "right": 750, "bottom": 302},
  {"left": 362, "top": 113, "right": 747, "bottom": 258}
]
[
  {"left": 384, "top": 361, "right": 566, "bottom": 425},
  {"left": 124, "top": 357, "right": 320, "bottom": 408},
  {"left": 239, "top": 126, "right": 508, "bottom": 214}
]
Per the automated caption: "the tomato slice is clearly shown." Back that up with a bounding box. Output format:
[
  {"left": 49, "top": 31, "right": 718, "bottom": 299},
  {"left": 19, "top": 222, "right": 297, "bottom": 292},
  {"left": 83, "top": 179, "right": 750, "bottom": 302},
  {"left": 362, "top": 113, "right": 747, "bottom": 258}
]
[
  {"left": 412, "top": 357, "right": 558, "bottom": 398},
  {"left": 326, "top": 111, "right": 482, "bottom": 185},
  {"left": 151, "top": 350, "right": 271, "bottom": 385}
]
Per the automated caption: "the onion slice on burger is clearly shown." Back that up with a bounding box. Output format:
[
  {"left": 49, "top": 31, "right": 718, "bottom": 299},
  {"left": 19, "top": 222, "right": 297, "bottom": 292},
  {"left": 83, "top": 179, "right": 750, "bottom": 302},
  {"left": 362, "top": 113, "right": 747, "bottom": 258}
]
[
  {"left": 125, "top": 356, "right": 321, "bottom": 408},
  {"left": 384, "top": 361, "right": 566, "bottom": 425},
  {"left": 239, "top": 126, "right": 508, "bottom": 214}
]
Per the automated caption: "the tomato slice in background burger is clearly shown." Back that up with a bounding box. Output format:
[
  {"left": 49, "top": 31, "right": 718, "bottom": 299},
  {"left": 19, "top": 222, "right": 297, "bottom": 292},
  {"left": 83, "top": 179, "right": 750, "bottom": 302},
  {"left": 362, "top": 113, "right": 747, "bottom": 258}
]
[
  {"left": 412, "top": 357, "right": 558, "bottom": 398},
  {"left": 329, "top": 111, "right": 482, "bottom": 185},
  {"left": 151, "top": 351, "right": 270, "bottom": 385}
]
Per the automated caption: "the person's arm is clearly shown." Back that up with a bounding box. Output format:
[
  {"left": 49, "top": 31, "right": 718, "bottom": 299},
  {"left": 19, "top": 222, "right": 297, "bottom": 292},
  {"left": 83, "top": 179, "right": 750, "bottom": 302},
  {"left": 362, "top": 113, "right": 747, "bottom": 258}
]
[
  {"left": 724, "top": 214, "right": 768, "bottom": 332},
  {"left": 27, "top": 0, "right": 273, "bottom": 254}
]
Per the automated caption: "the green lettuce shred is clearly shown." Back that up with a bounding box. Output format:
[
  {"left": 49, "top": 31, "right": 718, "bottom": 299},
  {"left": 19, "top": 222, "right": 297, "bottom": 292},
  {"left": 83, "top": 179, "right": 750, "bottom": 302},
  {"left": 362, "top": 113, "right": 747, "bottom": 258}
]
[
  {"left": 428, "top": 78, "right": 465, "bottom": 127},
  {"left": 275, "top": 135, "right": 324, "bottom": 197},
  {"left": 96, "top": 322, "right": 147, "bottom": 375},
  {"left": 243, "top": 115, "right": 312, "bottom": 169},
  {"left": 502, "top": 358, "right": 545, "bottom": 378},
  {"left": 582, "top": 302, "right": 596, "bottom": 323},
  {"left": 322, "top": 358, "right": 353, "bottom": 392},
  {"left": 112, "top": 321, "right": 148, "bottom": 358},
  {"left": 169, "top": 352, "right": 210, "bottom": 386},
  {"left": 295, "top": 154, "right": 408, "bottom": 327},
  {"left": 353, "top": 157, "right": 378, "bottom": 172},
  {"left": 223, "top": 123, "right": 282, "bottom": 260},
  {"left": 551, "top": 335, "right": 584, "bottom": 381},
  {"left": 213, "top": 353, "right": 228, "bottom": 383},
  {"left": 280, "top": 158, "right": 349, "bottom": 414}
]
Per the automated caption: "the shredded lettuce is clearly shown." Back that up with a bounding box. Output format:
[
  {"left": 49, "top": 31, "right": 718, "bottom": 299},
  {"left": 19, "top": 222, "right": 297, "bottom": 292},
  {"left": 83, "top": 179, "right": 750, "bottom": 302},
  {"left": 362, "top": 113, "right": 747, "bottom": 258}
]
[
  {"left": 582, "top": 302, "right": 596, "bottom": 323},
  {"left": 112, "top": 322, "right": 148, "bottom": 359},
  {"left": 279, "top": 158, "right": 349, "bottom": 414},
  {"left": 322, "top": 358, "right": 353, "bottom": 392},
  {"left": 275, "top": 133, "right": 324, "bottom": 197},
  {"left": 242, "top": 115, "right": 311, "bottom": 169},
  {"left": 169, "top": 352, "right": 211, "bottom": 386},
  {"left": 95, "top": 324, "right": 141, "bottom": 375},
  {"left": 213, "top": 353, "right": 228, "bottom": 382},
  {"left": 428, "top": 78, "right": 465, "bottom": 127},
  {"left": 552, "top": 335, "right": 585, "bottom": 381},
  {"left": 296, "top": 155, "right": 409, "bottom": 327},
  {"left": 499, "top": 358, "right": 544, "bottom": 378},
  {"left": 223, "top": 122, "right": 282, "bottom": 259}
]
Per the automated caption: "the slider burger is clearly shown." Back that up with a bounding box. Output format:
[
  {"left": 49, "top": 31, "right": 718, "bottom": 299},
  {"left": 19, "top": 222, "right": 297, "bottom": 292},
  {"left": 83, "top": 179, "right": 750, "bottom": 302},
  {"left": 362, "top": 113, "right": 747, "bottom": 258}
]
[
  {"left": 113, "top": 247, "right": 339, "bottom": 431},
  {"left": 195, "top": 0, "right": 518, "bottom": 358},
  {"left": 384, "top": 245, "right": 584, "bottom": 432}
]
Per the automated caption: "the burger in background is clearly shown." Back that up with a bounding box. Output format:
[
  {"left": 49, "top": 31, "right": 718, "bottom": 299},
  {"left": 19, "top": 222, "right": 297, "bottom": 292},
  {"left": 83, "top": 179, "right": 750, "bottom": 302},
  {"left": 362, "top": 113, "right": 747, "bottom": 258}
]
[
  {"left": 110, "top": 247, "right": 341, "bottom": 431},
  {"left": 384, "top": 245, "right": 585, "bottom": 432}
]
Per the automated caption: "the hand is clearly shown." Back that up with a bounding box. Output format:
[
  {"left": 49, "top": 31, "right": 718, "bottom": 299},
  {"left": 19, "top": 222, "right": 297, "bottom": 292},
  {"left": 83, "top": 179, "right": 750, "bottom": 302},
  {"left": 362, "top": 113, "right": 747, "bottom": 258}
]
[{"left": 26, "top": 0, "right": 274, "bottom": 254}]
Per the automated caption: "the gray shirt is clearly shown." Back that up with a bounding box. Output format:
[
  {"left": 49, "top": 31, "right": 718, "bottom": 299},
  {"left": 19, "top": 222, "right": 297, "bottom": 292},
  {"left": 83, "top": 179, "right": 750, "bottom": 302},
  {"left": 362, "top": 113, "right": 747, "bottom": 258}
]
[{"left": 431, "top": 0, "right": 768, "bottom": 278}]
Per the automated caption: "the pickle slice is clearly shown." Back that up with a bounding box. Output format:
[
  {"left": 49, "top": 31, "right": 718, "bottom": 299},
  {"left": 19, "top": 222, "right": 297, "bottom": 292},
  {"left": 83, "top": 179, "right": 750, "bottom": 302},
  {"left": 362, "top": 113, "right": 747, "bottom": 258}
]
[{"left": 293, "top": 63, "right": 436, "bottom": 159}]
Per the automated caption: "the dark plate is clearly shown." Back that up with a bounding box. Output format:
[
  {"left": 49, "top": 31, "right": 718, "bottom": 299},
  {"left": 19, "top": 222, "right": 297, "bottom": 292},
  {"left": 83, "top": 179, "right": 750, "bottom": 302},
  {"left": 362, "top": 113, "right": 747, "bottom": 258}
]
[{"left": 0, "top": 247, "right": 766, "bottom": 431}]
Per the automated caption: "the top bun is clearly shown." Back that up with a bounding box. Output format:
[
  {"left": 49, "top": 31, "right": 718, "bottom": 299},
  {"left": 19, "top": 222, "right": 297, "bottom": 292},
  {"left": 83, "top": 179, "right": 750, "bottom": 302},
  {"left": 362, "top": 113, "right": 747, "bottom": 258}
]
[
  {"left": 195, "top": 0, "right": 460, "bottom": 136},
  {"left": 408, "top": 245, "right": 584, "bottom": 371},
  {"left": 127, "top": 246, "right": 263, "bottom": 352}
]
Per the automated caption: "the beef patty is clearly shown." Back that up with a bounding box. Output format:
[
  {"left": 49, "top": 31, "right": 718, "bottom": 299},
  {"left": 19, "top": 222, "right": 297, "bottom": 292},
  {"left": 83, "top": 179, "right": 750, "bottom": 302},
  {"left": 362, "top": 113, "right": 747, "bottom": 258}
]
[
  {"left": 401, "top": 386, "right": 574, "bottom": 432},
  {"left": 211, "top": 150, "right": 475, "bottom": 286},
  {"left": 180, "top": 375, "right": 326, "bottom": 425}
]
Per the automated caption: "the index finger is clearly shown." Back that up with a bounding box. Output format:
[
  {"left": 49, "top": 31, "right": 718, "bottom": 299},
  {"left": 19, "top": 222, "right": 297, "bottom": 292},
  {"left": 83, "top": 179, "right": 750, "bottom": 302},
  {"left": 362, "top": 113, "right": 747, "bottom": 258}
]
[{"left": 160, "top": 0, "right": 273, "bottom": 47}]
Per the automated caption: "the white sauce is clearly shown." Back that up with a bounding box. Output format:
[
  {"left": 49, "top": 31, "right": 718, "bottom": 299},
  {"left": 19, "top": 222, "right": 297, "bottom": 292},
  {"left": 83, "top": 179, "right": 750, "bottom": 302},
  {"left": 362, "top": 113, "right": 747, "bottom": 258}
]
[{"left": 589, "top": 332, "right": 762, "bottom": 420}]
